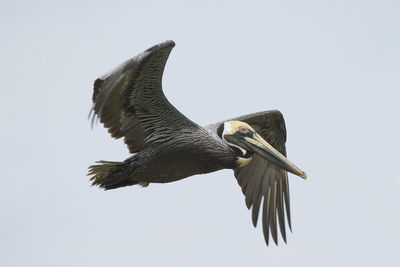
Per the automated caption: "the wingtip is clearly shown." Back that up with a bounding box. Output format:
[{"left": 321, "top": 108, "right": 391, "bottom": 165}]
[
  {"left": 164, "top": 40, "right": 175, "bottom": 46},
  {"left": 146, "top": 40, "right": 176, "bottom": 53},
  {"left": 156, "top": 39, "right": 175, "bottom": 48},
  {"left": 264, "top": 233, "right": 270, "bottom": 246}
]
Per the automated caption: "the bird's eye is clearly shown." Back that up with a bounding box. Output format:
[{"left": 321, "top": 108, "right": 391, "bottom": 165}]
[{"left": 239, "top": 126, "right": 248, "bottom": 133}]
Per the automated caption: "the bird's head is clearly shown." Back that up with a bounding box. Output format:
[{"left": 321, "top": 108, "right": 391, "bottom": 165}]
[{"left": 219, "top": 121, "right": 307, "bottom": 179}]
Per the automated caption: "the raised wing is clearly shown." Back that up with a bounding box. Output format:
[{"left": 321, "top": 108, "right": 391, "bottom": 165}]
[
  {"left": 90, "top": 40, "right": 198, "bottom": 153},
  {"left": 207, "top": 110, "right": 290, "bottom": 245}
]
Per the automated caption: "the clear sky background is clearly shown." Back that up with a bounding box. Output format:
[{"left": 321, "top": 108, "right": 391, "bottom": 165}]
[{"left": 1, "top": 0, "right": 400, "bottom": 266}]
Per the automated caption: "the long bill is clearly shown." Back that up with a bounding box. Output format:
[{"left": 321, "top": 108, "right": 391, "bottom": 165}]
[{"left": 225, "top": 133, "right": 307, "bottom": 179}]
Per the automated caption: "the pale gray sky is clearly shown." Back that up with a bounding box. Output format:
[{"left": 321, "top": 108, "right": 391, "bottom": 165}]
[{"left": 1, "top": 0, "right": 400, "bottom": 266}]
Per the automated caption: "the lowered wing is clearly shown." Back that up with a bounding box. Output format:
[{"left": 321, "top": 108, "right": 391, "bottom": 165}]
[{"left": 207, "top": 110, "right": 293, "bottom": 245}]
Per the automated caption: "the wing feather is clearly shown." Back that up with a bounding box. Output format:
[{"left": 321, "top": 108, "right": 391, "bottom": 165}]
[
  {"left": 269, "top": 180, "right": 278, "bottom": 244},
  {"left": 277, "top": 176, "right": 287, "bottom": 242},
  {"left": 262, "top": 187, "right": 271, "bottom": 245}
]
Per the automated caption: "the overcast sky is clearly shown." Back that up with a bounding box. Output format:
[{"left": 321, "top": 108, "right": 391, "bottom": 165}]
[{"left": 1, "top": 0, "right": 400, "bottom": 266}]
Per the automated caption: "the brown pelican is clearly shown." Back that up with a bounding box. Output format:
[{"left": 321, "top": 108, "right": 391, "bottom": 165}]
[{"left": 88, "top": 40, "right": 307, "bottom": 245}]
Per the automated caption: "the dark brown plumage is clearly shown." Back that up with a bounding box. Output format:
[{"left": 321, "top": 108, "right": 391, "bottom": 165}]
[{"left": 88, "top": 40, "right": 306, "bottom": 245}]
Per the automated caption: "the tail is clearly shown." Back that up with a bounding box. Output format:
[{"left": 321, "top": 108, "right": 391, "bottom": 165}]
[{"left": 88, "top": 160, "right": 139, "bottom": 190}]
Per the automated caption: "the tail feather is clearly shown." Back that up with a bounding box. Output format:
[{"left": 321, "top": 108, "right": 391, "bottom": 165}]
[{"left": 88, "top": 160, "right": 137, "bottom": 190}]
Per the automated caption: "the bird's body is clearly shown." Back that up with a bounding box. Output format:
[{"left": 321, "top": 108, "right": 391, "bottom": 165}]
[
  {"left": 88, "top": 40, "right": 307, "bottom": 245},
  {"left": 99, "top": 127, "right": 236, "bottom": 187}
]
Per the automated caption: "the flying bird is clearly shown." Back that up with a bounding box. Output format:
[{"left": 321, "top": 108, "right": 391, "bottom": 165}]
[{"left": 88, "top": 40, "right": 307, "bottom": 245}]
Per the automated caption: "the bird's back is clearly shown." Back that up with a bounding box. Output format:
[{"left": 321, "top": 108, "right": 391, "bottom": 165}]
[{"left": 126, "top": 127, "right": 237, "bottom": 183}]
